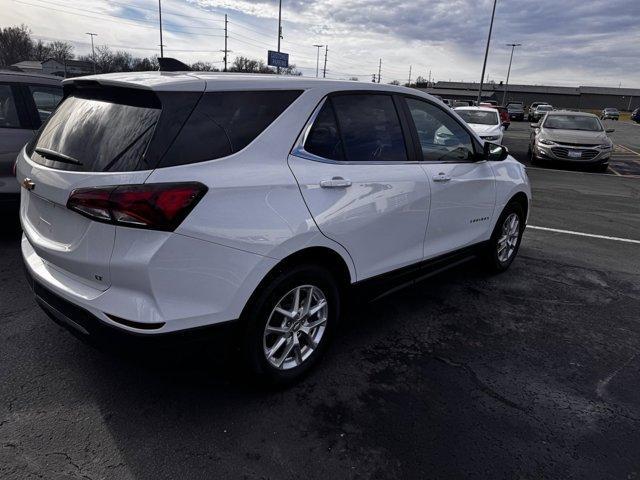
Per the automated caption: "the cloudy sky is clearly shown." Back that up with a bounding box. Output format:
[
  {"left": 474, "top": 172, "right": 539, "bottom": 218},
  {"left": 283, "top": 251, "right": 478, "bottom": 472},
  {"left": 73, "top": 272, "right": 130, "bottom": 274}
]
[{"left": 2, "top": 0, "right": 639, "bottom": 87}]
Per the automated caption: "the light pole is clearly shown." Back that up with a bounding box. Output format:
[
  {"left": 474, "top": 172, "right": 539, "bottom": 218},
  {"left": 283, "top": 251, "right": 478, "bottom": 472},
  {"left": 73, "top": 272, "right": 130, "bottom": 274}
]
[
  {"left": 276, "top": 0, "right": 282, "bottom": 73},
  {"left": 158, "top": 0, "right": 164, "bottom": 57},
  {"left": 478, "top": 0, "right": 498, "bottom": 105},
  {"left": 501, "top": 43, "right": 521, "bottom": 106},
  {"left": 313, "top": 44, "right": 324, "bottom": 78},
  {"left": 85, "top": 32, "right": 97, "bottom": 74}
]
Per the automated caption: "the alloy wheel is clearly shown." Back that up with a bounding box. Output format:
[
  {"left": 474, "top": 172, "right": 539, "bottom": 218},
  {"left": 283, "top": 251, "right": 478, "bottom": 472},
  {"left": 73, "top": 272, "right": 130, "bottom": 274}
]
[
  {"left": 497, "top": 213, "right": 520, "bottom": 263},
  {"left": 263, "top": 285, "right": 328, "bottom": 370}
]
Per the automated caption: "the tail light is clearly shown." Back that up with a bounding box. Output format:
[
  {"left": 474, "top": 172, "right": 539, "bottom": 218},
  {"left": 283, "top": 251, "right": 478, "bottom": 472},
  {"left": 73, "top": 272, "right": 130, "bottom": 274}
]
[{"left": 67, "top": 182, "right": 207, "bottom": 231}]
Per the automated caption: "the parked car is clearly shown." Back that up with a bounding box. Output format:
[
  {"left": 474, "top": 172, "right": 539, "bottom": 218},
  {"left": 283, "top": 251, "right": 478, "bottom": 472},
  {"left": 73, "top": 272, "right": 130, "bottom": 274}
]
[
  {"left": 506, "top": 102, "right": 525, "bottom": 121},
  {"left": 481, "top": 100, "right": 498, "bottom": 107},
  {"left": 494, "top": 106, "right": 510, "bottom": 130},
  {"left": 529, "top": 110, "right": 614, "bottom": 172},
  {"left": 454, "top": 106, "right": 505, "bottom": 144},
  {"left": 600, "top": 108, "right": 620, "bottom": 120},
  {"left": 632, "top": 107, "right": 640, "bottom": 123},
  {"left": 527, "top": 102, "right": 550, "bottom": 121},
  {"left": 18, "top": 71, "right": 531, "bottom": 384},
  {"left": 530, "top": 104, "right": 554, "bottom": 122},
  {"left": 0, "top": 70, "right": 62, "bottom": 209},
  {"left": 452, "top": 100, "right": 473, "bottom": 108}
]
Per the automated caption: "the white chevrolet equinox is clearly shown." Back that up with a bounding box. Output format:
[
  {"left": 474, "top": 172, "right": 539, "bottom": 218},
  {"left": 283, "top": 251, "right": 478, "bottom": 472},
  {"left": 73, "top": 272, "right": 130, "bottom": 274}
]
[{"left": 17, "top": 71, "right": 531, "bottom": 384}]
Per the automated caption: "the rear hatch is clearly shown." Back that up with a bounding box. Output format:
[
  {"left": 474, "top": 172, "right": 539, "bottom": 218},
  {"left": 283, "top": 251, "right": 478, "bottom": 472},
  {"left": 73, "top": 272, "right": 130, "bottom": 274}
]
[{"left": 18, "top": 78, "right": 204, "bottom": 290}]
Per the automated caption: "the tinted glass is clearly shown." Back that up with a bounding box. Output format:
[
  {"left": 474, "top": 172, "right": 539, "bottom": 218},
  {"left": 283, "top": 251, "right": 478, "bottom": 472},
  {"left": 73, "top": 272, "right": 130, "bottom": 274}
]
[
  {"left": 29, "top": 85, "right": 63, "bottom": 125},
  {"left": 161, "top": 90, "right": 302, "bottom": 167},
  {"left": 31, "top": 93, "right": 160, "bottom": 172},
  {"left": 543, "top": 115, "right": 603, "bottom": 131},
  {"left": 331, "top": 94, "right": 407, "bottom": 162},
  {"left": 537, "top": 105, "right": 553, "bottom": 111},
  {"left": 456, "top": 110, "right": 499, "bottom": 125},
  {"left": 304, "top": 100, "right": 345, "bottom": 161},
  {"left": 0, "top": 84, "right": 21, "bottom": 128},
  {"left": 406, "top": 98, "right": 475, "bottom": 162}
]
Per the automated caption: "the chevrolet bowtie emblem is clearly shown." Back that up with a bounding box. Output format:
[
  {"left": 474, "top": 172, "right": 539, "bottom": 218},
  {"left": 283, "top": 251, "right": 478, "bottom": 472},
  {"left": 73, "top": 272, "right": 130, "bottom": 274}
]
[{"left": 21, "top": 178, "right": 35, "bottom": 191}]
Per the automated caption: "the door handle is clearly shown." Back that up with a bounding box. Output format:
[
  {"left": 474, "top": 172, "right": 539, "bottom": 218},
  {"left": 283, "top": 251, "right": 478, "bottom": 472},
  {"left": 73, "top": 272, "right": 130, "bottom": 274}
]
[
  {"left": 320, "top": 177, "right": 352, "bottom": 188},
  {"left": 433, "top": 173, "right": 451, "bottom": 183}
]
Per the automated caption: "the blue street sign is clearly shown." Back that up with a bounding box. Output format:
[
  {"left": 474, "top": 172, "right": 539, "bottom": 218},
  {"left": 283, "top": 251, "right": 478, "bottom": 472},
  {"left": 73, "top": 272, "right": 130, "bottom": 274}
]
[{"left": 268, "top": 50, "right": 289, "bottom": 69}]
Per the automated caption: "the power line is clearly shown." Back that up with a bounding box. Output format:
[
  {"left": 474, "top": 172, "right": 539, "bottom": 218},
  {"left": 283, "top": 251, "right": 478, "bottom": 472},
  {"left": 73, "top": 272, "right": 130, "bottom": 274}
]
[{"left": 15, "top": 0, "right": 225, "bottom": 37}]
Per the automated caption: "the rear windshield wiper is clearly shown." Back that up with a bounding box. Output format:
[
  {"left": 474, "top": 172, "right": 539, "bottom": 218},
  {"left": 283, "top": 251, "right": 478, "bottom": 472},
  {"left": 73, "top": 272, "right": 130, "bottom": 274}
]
[{"left": 35, "top": 147, "right": 83, "bottom": 166}]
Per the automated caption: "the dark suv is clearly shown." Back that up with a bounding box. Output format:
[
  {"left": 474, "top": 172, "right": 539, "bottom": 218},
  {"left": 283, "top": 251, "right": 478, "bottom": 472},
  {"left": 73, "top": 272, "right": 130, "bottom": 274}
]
[{"left": 506, "top": 102, "right": 524, "bottom": 121}]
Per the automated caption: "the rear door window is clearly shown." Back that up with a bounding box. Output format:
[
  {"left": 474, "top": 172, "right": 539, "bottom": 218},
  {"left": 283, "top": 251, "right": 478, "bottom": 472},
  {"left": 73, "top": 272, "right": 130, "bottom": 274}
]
[
  {"left": 330, "top": 94, "right": 407, "bottom": 162},
  {"left": 28, "top": 85, "right": 63, "bottom": 125},
  {"left": 160, "top": 90, "right": 302, "bottom": 167}
]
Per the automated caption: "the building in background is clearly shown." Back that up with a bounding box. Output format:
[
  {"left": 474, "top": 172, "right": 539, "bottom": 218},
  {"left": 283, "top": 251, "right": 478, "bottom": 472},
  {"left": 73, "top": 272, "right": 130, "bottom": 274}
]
[
  {"left": 418, "top": 81, "right": 640, "bottom": 111},
  {"left": 10, "top": 59, "right": 93, "bottom": 78}
]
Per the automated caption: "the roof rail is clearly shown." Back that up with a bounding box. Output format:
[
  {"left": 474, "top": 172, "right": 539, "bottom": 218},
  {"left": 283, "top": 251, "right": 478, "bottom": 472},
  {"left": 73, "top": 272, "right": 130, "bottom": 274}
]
[{"left": 158, "top": 57, "right": 191, "bottom": 72}]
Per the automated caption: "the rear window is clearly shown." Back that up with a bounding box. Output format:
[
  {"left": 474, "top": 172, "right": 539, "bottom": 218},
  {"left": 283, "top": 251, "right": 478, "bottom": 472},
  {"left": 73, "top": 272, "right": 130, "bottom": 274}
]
[
  {"left": 29, "top": 88, "right": 301, "bottom": 172},
  {"left": 160, "top": 90, "right": 302, "bottom": 168}
]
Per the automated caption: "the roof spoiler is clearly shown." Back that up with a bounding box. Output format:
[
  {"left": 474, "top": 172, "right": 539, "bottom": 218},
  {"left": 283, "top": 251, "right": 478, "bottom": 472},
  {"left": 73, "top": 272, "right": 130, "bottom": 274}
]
[{"left": 158, "top": 57, "right": 191, "bottom": 72}]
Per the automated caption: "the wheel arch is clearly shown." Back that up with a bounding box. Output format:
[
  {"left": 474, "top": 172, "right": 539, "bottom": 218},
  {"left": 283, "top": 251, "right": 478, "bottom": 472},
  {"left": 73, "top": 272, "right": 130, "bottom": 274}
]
[
  {"left": 239, "top": 246, "right": 353, "bottom": 324},
  {"left": 508, "top": 191, "right": 529, "bottom": 221}
]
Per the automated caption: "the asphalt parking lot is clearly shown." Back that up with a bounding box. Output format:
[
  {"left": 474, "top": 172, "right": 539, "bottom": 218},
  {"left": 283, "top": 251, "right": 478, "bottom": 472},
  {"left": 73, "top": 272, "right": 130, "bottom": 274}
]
[{"left": 2, "top": 154, "right": 640, "bottom": 478}]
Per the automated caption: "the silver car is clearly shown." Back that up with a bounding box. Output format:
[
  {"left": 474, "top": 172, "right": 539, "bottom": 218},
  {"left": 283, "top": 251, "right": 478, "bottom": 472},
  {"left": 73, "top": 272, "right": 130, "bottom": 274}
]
[
  {"left": 0, "top": 71, "right": 62, "bottom": 209},
  {"left": 529, "top": 110, "right": 614, "bottom": 172}
]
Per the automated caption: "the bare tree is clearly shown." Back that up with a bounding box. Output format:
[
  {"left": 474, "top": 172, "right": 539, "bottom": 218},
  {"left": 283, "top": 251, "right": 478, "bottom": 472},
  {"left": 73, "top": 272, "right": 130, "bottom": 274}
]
[
  {"left": 230, "top": 56, "right": 274, "bottom": 74},
  {"left": 47, "top": 41, "right": 74, "bottom": 63},
  {"left": 131, "top": 56, "right": 159, "bottom": 72},
  {"left": 0, "top": 25, "right": 33, "bottom": 67},
  {"left": 190, "top": 61, "right": 220, "bottom": 72}
]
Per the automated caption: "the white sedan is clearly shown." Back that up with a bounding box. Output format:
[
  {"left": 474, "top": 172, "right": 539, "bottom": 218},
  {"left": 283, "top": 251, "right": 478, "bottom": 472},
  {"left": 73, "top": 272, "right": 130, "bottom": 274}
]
[{"left": 454, "top": 106, "right": 505, "bottom": 144}]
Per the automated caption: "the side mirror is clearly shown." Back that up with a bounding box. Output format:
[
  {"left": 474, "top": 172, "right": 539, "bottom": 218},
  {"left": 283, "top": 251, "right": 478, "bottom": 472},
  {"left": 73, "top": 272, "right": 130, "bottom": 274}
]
[
  {"left": 483, "top": 142, "right": 509, "bottom": 162},
  {"left": 530, "top": 123, "right": 539, "bottom": 128},
  {"left": 606, "top": 128, "right": 615, "bottom": 133}
]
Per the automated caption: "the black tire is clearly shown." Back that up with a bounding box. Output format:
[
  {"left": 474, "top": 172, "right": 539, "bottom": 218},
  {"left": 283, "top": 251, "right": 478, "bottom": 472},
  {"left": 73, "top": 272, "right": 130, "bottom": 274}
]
[
  {"left": 482, "top": 202, "right": 525, "bottom": 273},
  {"left": 241, "top": 264, "right": 340, "bottom": 386}
]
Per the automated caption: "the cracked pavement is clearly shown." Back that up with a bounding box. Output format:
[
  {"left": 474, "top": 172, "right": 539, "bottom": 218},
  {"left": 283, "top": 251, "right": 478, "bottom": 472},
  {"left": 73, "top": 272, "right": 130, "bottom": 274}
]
[{"left": 1, "top": 168, "right": 639, "bottom": 479}]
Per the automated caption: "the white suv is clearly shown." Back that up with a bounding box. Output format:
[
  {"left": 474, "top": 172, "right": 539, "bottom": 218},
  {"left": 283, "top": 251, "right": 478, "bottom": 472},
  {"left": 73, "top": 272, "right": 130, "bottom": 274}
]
[{"left": 17, "top": 71, "right": 531, "bottom": 383}]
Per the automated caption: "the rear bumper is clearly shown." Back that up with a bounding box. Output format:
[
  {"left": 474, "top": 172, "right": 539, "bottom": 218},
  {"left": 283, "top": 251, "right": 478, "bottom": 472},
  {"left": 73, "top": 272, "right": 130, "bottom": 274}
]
[
  {"left": 21, "top": 231, "right": 278, "bottom": 336},
  {"left": 24, "top": 265, "right": 240, "bottom": 346}
]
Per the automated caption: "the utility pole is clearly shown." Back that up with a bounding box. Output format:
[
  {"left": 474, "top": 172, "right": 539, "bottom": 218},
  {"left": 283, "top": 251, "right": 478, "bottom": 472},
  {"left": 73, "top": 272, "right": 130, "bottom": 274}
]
[
  {"left": 313, "top": 44, "right": 324, "bottom": 78},
  {"left": 377, "top": 58, "right": 382, "bottom": 83},
  {"left": 478, "top": 0, "right": 497, "bottom": 105},
  {"left": 323, "top": 45, "right": 328, "bottom": 78},
  {"left": 428, "top": 69, "right": 432, "bottom": 86},
  {"left": 220, "top": 14, "right": 231, "bottom": 72},
  {"left": 158, "top": 0, "right": 164, "bottom": 57},
  {"left": 501, "top": 43, "right": 521, "bottom": 106},
  {"left": 276, "top": 0, "right": 282, "bottom": 74},
  {"left": 85, "top": 32, "right": 97, "bottom": 74},
  {"left": 408, "top": 65, "right": 412, "bottom": 85}
]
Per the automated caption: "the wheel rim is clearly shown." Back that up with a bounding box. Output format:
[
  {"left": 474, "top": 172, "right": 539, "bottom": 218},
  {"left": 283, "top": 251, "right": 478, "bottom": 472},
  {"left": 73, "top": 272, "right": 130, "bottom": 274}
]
[
  {"left": 497, "top": 213, "right": 520, "bottom": 263},
  {"left": 263, "top": 285, "right": 328, "bottom": 370}
]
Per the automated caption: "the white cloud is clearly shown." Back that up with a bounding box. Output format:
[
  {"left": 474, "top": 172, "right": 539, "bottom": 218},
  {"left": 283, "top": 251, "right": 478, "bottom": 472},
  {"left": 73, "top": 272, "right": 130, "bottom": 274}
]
[{"left": 2, "top": 0, "right": 639, "bottom": 87}]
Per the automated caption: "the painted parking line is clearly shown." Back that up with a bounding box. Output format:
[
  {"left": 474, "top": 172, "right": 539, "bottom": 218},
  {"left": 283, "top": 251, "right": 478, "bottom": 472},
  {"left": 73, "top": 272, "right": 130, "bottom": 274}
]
[
  {"left": 617, "top": 144, "right": 640, "bottom": 157},
  {"left": 528, "top": 226, "right": 640, "bottom": 245}
]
